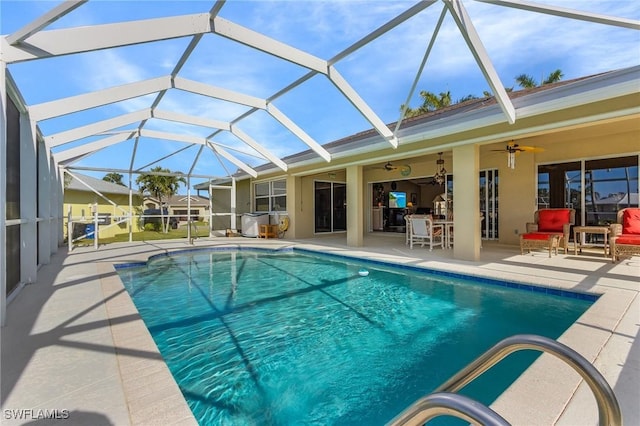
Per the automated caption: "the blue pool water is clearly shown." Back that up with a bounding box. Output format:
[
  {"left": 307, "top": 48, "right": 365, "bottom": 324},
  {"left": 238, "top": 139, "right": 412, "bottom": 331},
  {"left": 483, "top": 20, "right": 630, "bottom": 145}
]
[{"left": 117, "top": 248, "right": 594, "bottom": 425}]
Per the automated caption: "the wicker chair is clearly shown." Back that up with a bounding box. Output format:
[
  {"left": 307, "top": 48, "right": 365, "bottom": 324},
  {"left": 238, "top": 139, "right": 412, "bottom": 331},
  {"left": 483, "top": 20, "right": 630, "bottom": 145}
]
[
  {"left": 610, "top": 208, "right": 640, "bottom": 262},
  {"left": 520, "top": 208, "right": 575, "bottom": 256}
]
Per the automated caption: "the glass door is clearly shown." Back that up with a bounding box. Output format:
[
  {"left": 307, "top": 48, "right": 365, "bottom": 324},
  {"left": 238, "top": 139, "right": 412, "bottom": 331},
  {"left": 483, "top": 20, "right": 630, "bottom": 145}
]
[
  {"left": 584, "top": 156, "right": 638, "bottom": 226},
  {"left": 538, "top": 156, "right": 639, "bottom": 228},
  {"left": 314, "top": 181, "right": 347, "bottom": 233},
  {"left": 480, "top": 169, "right": 499, "bottom": 239}
]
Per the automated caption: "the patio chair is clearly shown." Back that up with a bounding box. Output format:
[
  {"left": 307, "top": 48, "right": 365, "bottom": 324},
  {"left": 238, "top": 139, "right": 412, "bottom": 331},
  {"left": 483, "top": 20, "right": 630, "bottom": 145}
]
[
  {"left": 408, "top": 216, "right": 444, "bottom": 250},
  {"left": 520, "top": 208, "right": 575, "bottom": 256},
  {"left": 610, "top": 208, "right": 640, "bottom": 262},
  {"left": 405, "top": 214, "right": 431, "bottom": 245}
]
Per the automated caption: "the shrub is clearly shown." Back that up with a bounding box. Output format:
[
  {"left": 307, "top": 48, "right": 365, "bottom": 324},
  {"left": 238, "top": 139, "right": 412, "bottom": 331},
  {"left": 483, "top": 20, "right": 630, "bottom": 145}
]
[{"left": 144, "top": 222, "right": 160, "bottom": 232}]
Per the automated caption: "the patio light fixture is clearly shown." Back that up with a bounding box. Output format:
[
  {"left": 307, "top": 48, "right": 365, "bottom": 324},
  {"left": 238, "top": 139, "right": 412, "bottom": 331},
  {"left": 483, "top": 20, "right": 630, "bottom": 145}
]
[{"left": 433, "top": 152, "right": 447, "bottom": 185}]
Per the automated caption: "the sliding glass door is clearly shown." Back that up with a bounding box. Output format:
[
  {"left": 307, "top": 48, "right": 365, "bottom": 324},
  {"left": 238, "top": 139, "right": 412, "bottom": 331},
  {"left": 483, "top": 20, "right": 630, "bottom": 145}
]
[
  {"left": 480, "top": 169, "right": 499, "bottom": 239},
  {"left": 538, "top": 156, "right": 639, "bottom": 226},
  {"left": 314, "top": 181, "right": 346, "bottom": 233},
  {"left": 585, "top": 157, "right": 639, "bottom": 226}
]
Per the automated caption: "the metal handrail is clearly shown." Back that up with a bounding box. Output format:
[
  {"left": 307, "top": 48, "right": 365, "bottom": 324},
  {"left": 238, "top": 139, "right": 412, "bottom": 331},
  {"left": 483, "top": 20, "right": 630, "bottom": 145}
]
[
  {"left": 389, "top": 392, "right": 510, "bottom": 426},
  {"left": 388, "top": 334, "right": 622, "bottom": 426}
]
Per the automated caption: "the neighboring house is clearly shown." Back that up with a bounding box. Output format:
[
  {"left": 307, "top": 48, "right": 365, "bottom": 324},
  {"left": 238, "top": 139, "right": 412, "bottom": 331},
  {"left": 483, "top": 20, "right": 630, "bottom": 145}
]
[
  {"left": 64, "top": 173, "right": 143, "bottom": 240},
  {"left": 143, "top": 194, "right": 210, "bottom": 223}
]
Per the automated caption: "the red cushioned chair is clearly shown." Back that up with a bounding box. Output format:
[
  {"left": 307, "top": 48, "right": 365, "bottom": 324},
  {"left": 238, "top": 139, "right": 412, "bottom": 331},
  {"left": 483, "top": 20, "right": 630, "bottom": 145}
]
[
  {"left": 610, "top": 208, "right": 640, "bottom": 262},
  {"left": 520, "top": 208, "right": 575, "bottom": 256}
]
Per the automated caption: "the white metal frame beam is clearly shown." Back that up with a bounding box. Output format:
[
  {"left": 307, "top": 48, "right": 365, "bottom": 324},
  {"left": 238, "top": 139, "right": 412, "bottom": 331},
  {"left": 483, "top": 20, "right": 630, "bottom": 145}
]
[
  {"left": 475, "top": 0, "right": 640, "bottom": 30},
  {"left": 328, "top": 66, "right": 398, "bottom": 147},
  {"left": 152, "top": 109, "right": 230, "bottom": 132},
  {"left": 136, "top": 129, "right": 258, "bottom": 177},
  {"left": 266, "top": 104, "right": 331, "bottom": 162},
  {"left": 395, "top": 4, "right": 448, "bottom": 135},
  {"left": 207, "top": 142, "right": 257, "bottom": 178},
  {"left": 46, "top": 109, "right": 151, "bottom": 147},
  {"left": 1, "top": 13, "right": 213, "bottom": 64},
  {"left": 5, "top": 0, "right": 88, "bottom": 46},
  {"left": 29, "top": 77, "right": 172, "bottom": 121},
  {"left": 12, "top": 1, "right": 413, "bottom": 172},
  {"left": 230, "top": 126, "right": 288, "bottom": 171},
  {"left": 173, "top": 77, "right": 266, "bottom": 109},
  {"left": 445, "top": 0, "right": 516, "bottom": 124},
  {"left": 211, "top": 16, "right": 328, "bottom": 74},
  {"left": 55, "top": 132, "right": 137, "bottom": 163}
]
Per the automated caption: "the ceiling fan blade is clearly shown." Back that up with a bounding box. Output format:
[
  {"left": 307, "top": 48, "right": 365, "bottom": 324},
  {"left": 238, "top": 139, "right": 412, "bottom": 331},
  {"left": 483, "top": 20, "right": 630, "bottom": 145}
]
[{"left": 518, "top": 146, "right": 544, "bottom": 153}]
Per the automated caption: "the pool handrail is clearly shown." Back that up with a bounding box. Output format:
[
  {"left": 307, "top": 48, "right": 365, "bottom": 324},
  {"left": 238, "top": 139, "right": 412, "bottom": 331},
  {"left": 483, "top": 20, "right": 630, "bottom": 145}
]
[{"left": 388, "top": 334, "right": 622, "bottom": 426}]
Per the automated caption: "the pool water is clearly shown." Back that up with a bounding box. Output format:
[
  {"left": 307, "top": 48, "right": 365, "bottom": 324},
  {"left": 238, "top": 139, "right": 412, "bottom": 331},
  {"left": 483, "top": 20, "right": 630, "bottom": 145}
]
[{"left": 117, "top": 249, "right": 594, "bottom": 425}]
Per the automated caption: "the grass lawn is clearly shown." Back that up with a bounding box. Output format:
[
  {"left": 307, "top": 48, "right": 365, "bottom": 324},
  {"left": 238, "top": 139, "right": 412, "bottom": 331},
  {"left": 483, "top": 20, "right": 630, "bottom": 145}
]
[{"left": 84, "top": 222, "right": 210, "bottom": 245}]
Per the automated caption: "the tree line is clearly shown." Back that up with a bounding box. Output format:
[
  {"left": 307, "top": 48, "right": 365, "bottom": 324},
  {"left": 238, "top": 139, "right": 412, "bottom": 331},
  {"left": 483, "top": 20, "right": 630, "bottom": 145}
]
[{"left": 402, "top": 69, "right": 563, "bottom": 118}]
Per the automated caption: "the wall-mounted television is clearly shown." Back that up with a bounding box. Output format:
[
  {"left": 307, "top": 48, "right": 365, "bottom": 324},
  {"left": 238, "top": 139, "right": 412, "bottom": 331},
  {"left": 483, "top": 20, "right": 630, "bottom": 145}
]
[{"left": 388, "top": 191, "right": 407, "bottom": 208}]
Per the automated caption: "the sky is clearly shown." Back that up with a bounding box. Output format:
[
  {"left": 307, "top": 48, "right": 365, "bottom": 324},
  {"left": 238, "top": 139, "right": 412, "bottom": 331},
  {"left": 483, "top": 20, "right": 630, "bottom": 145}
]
[{"left": 2, "top": 0, "right": 639, "bottom": 192}]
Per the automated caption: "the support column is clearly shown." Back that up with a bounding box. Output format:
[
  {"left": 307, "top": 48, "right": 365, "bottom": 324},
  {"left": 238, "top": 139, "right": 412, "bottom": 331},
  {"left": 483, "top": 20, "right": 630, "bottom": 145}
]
[
  {"left": 38, "top": 126, "right": 51, "bottom": 265},
  {"left": 1, "top": 61, "right": 7, "bottom": 326},
  {"left": 230, "top": 178, "right": 237, "bottom": 230},
  {"left": 54, "top": 161, "right": 64, "bottom": 247},
  {"left": 21, "top": 114, "right": 37, "bottom": 283},
  {"left": 187, "top": 176, "right": 192, "bottom": 243},
  {"left": 128, "top": 172, "right": 133, "bottom": 242},
  {"left": 346, "top": 165, "right": 364, "bottom": 247},
  {"left": 285, "top": 175, "right": 298, "bottom": 239},
  {"left": 452, "top": 145, "right": 481, "bottom": 261}
]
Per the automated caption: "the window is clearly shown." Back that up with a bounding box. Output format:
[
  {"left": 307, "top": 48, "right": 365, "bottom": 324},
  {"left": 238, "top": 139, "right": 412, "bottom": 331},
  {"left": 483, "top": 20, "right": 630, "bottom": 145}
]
[
  {"left": 538, "top": 156, "right": 639, "bottom": 226},
  {"left": 254, "top": 179, "right": 287, "bottom": 212}
]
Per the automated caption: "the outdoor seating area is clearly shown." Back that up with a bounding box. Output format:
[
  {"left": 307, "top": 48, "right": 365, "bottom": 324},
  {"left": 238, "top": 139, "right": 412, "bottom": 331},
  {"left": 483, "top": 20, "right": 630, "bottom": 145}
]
[
  {"left": 520, "top": 208, "right": 575, "bottom": 256},
  {"left": 611, "top": 208, "right": 640, "bottom": 263}
]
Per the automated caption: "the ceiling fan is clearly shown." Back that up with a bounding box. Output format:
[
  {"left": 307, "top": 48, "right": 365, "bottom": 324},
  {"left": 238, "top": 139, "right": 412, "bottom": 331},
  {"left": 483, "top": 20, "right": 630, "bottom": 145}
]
[
  {"left": 381, "top": 162, "right": 397, "bottom": 171},
  {"left": 376, "top": 162, "right": 412, "bottom": 176},
  {"left": 492, "top": 142, "right": 544, "bottom": 169}
]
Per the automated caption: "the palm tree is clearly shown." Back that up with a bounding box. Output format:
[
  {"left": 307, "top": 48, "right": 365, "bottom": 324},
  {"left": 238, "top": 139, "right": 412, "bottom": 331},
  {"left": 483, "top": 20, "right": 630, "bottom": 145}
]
[
  {"left": 136, "top": 166, "right": 186, "bottom": 233},
  {"left": 402, "top": 90, "right": 452, "bottom": 117},
  {"left": 515, "top": 69, "right": 564, "bottom": 89},
  {"left": 515, "top": 73, "right": 537, "bottom": 89},
  {"left": 103, "top": 172, "right": 125, "bottom": 186},
  {"left": 401, "top": 68, "right": 562, "bottom": 114},
  {"left": 542, "top": 69, "right": 563, "bottom": 85}
]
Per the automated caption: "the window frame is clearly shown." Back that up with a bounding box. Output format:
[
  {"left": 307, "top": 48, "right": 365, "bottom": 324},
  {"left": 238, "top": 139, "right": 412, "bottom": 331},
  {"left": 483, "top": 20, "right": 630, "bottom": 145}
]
[{"left": 254, "top": 179, "right": 287, "bottom": 213}]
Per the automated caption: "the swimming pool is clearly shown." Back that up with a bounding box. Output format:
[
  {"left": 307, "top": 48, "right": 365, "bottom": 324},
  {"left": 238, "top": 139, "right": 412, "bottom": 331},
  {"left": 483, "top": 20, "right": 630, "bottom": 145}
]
[{"left": 117, "top": 248, "right": 595, "bottom": 425}]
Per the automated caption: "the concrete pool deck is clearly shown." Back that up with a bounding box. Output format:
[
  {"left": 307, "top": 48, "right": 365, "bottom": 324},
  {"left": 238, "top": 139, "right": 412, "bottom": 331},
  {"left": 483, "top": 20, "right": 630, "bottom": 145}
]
[{"left": 1, "top": 235, "right": 638, "bottom": 425}]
